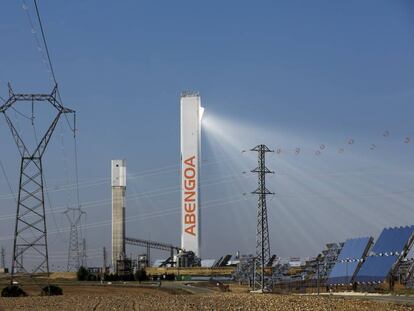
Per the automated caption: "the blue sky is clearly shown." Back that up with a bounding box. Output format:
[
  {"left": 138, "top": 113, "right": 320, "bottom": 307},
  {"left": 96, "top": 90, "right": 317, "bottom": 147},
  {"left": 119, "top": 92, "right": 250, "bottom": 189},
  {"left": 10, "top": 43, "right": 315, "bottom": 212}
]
[{"left": 0, "top": 0, "right": 414, "bottom": 269}]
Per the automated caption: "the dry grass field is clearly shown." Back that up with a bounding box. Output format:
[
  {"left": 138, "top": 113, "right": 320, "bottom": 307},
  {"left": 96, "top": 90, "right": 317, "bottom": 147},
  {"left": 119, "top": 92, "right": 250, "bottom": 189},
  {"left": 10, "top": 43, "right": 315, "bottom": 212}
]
[
  {"left": 1, "top": 279, "right": 414, "bottom": 310},
  {"left": 0, "top": 287, "right": 413, "bottom": 311}
]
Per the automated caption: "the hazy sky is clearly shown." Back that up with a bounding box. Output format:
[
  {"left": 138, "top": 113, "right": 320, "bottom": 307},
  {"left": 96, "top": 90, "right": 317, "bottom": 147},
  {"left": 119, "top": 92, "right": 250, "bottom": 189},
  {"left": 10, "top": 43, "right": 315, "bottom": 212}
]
[{"left": 0, "top": 0, "right": 414, "bottom": 270}]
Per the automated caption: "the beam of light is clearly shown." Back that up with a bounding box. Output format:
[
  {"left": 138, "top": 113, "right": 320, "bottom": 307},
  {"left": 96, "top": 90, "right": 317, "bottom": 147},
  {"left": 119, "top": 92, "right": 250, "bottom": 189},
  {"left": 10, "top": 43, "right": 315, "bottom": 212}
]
[{"left": 200, "top": 111, "right": 414, "bottom": 257}]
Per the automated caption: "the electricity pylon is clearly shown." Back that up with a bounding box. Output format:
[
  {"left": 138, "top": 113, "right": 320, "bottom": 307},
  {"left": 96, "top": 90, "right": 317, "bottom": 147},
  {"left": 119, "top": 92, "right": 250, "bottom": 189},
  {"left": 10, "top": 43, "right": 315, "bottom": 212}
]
[
  {"left": 251, "top": 144, "right": 274, "bottom": 291},
  {"left": 0, "top": 84, "right": 74, "bottom": 281},
  {"left": 64, "top": 207, "right": 85, "bottom": 271}
]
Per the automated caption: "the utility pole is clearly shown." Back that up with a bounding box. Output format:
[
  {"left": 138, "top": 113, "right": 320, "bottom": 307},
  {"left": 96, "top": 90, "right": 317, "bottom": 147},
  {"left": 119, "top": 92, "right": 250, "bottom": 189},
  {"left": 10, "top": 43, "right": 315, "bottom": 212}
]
[
  {"left": 0, "top": 85, "right": 75, "bottom": 282},
  {"left": 20, "top": 251, "right": 23, "bottom": 273},
  {"left": 251, "top": 144, "right": 274, "bottom": 292},
  {"left": 317, "top": 259, "right": 320, "bottom": 295},
  {"left": 103, "top": 247, "right": 107, "bottom": 274},
  {"left": 1, "top": 247, "right": 5, "bottom": 269},
  {"left": 252, "top": 256, "right": 256, "bottom": 289},
  {"left": 16, "top": 246, "right": 24, "bottom": 273},
  {"left": 147, "top": 244, "right": 151, "bottom": 268},
  {"left": 64, "top": 207, "right": 85, "bottom": 271},
  {"left": 81, "top": 238, "right": 87, "bottom": 268}
]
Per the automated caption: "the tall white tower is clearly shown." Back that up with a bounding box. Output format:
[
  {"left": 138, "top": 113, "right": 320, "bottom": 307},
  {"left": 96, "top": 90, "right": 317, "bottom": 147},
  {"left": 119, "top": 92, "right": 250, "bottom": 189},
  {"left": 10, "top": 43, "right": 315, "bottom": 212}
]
[
  {"left": 111, "top": 159, "right": 126, "bottom": 272},
  {"left": 180, "top": 92, "right": 204, "bottom": 257}
]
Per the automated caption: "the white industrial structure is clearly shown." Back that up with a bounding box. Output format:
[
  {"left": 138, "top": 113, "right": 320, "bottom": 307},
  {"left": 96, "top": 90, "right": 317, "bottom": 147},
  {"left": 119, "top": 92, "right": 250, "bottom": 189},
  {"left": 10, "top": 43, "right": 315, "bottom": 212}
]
[
  {"left": 180, "top": 92, "right": 204, "bottom": 257},
  {"left": 111, "top": 159, "right": 126, "bottom": 272}
]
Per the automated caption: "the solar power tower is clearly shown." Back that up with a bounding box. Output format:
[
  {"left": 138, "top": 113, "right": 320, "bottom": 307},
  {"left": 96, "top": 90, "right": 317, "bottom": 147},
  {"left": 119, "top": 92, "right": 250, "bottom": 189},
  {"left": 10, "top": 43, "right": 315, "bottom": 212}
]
[
  {"left": 251, "top": 144, "right": 274, "bottom": 291},
  {"left": 0, "top": 84, "right": 74, "bottom": 280}
]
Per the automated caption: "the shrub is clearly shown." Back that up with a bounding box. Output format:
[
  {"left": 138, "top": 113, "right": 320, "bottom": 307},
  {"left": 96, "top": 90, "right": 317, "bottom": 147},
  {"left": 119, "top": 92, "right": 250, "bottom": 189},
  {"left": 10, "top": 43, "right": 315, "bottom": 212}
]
[
  {"left": 41, "top": 284, "right": 63, "bottom": 296},
  {"left": 134, "top": 269, "right": 148, "bottom": 282},
  {"left": 104, "top": 273, "right": 119, "bottom": 281},
  {"left": 1, "top": 285, "right": 27, "bottom": 297},
  {"left": 163, "top": 273, "right": 175, "bottom": 281},
  {"left": 104, "top": 273, "right": 113, "bottom": 281},
  {"left": 121, "top": 274, "right": 134, "bottom": 281},
  {"left": 77, "top": 266, "right": 89, "bottom": 281}
]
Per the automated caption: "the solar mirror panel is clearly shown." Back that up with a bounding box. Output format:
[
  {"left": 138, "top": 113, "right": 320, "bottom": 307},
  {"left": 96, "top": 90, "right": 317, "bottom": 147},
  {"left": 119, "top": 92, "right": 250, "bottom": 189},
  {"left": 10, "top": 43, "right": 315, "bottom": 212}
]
[
  {"left": 337, "top": 237, "right": 372, "bottom": 261},
  {"left": 355, "top": 255, "right": 398, "bottom": 283},
  {"left": 355, "top": 226, "right": 414, "bottom": 283},
  {"left": 327, "top": 261, "right": 359, "bottom": 285},
  {"left": 372, "top": 226, "right": 414, "bottom": 254},
  {"left": 327, "top": 237, "right": 372, "bottom": 286}
]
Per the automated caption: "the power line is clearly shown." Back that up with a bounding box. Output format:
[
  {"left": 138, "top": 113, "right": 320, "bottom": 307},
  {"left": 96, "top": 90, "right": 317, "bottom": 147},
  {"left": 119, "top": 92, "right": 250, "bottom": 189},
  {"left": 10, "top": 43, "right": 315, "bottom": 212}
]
[
  {"left": 0, "top": 173, "right": 251, "bottom": 224},
  {"left": 11, "top": 106, "right": 32, "bottom": 120},
  {"left": 73, "top": 131, "right": 81, "bottom": 204},
  {"left": 0, "top": 154, "right": 245, "bottom": 200},
  {"left": 22, "top": 1, "right": 52, "bottom": 78},
  {"left": 0, "top": 194, "right": 252, "bottom": 242},
  {"left": 0, "top": 161, "right": 17, "bottom": 204},
  {"left": 31, "top": 2, "right": 84, "bottom": 270},
  {"left": 1, "top": 170, "right": 414, "bottom": 223},
  {"left": 0, "top": 162, "right": 248, "bottom": 202},
  {"left": 33, "top": 0, "right": 57, "bottom": 85},
  {"left": 33, "top": 0, "right": 77, "bottom": 134}
]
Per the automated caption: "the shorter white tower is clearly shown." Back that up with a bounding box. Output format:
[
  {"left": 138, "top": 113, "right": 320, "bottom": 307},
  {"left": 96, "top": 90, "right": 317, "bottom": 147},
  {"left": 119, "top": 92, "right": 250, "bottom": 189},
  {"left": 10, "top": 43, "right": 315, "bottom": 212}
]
[{"left": 111, "top": 160, "right": 126, "bottom": 272}]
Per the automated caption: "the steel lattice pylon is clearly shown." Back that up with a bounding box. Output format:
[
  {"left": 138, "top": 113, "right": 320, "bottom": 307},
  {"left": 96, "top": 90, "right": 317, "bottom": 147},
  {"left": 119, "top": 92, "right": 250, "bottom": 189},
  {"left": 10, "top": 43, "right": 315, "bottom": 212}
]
[
  {"left": 64, "top": 207, "right": 85, "bottom": 271},
  {"left": 251, "top": 144, "right": 274, "bottom": 291},
  {"left": 0, "top": 84, "right": 74, "bottom": 281}
]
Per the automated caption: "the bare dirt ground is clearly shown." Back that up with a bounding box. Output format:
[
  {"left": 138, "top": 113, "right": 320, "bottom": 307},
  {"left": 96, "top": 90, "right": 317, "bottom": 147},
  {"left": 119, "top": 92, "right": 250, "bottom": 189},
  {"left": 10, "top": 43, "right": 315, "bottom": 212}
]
[{"left": 1, "top": 282, "right": 414, "bottom": 310}]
